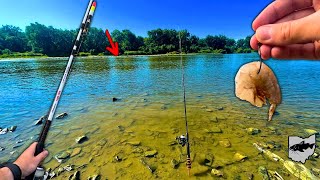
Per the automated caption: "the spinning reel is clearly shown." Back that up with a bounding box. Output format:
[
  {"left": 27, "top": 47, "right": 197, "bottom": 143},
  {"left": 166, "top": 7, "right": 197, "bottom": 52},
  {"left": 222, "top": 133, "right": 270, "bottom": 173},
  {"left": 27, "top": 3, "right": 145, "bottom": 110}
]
[{"left": 176, "top": 134, "right": 188, "bottom": 147}]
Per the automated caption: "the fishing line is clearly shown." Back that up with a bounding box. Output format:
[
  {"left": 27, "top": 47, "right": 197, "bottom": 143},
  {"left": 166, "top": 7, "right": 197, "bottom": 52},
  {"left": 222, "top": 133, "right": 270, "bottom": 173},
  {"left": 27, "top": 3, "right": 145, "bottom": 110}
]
[
  {"left": 178, "top": 31, "right": 192, "bottom": 176},
  {"left": 257, "top": 42, "right": 263, "bottom": 74}
]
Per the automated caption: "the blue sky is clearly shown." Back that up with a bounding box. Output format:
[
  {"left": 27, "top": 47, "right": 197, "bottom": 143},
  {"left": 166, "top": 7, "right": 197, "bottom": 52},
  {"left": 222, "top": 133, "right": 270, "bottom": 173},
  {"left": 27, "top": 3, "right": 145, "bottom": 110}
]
[{"left": 0, "top": 0, "right": 272, "bottom": 39}]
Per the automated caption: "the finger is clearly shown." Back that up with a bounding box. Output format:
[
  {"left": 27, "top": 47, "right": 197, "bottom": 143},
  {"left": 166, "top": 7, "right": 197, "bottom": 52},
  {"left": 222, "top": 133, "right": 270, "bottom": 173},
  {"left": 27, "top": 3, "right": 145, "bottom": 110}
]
[
  {"left": 250, "top": 35, "right": 259, "bottom": 50},
  {"left": 34, "top": 150, "right": 49, "bottom": 163},
  {"left": 260, "top": 45, "right": 272, "bottom": 60},
  {"left": 271, "top": 43, "right": 320, "bottom": 59},
  {"left": 252, "top": 0, "right": 313, "bottom": 30},
  {"left": 24, "top": 142, "right": 37, "bottom": 155},
  {"left": 275, "top": 8, "right": 315, "bottom": 23},
  {"left": 256, "top": 12, "right": 320, "bottom": 46}
]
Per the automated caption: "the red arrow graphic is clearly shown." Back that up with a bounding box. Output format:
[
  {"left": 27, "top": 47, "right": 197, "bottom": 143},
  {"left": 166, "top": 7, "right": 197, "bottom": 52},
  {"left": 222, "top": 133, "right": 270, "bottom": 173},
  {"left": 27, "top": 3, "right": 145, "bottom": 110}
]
[{"left": 105, "top": 29, "right": 119, "bottom": 56}]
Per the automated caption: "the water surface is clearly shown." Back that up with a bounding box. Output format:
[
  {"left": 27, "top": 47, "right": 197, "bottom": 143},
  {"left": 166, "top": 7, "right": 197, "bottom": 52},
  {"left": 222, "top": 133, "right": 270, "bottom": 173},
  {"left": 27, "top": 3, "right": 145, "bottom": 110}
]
[{"left": 0, "top": 54, "right": 319, "bottom": 179}]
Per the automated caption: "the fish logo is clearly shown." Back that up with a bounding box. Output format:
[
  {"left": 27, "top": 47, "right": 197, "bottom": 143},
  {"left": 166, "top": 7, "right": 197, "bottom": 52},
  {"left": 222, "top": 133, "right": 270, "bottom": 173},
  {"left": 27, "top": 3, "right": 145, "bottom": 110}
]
[{"left": 288, "top": 134, "right": 316, "bottom": 163}]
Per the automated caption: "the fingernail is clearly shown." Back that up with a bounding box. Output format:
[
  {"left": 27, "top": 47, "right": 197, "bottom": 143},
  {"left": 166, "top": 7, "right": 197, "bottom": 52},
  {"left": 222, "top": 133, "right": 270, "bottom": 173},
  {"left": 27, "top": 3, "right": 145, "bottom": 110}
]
[{"left": 257, "top": 26, "right": 271, "bottom": 41}]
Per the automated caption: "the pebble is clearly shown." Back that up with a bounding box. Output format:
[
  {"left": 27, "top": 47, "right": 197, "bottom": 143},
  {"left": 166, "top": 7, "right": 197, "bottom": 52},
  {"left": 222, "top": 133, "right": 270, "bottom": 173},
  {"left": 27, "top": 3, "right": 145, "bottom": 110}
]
[
  {"left": 171, "top": 159, "right": 180, "bottom": 169},
  {"left": 206, "top": 109, "right": 213, "bottom": 112},
  {"left": 258, "top": 166, "right": 269, "bottom": 179},
  {"left": 234, "top": 152, "right": 247, "bottom": 162},
  {"left": 87, "top": 174, "right": 101, "bottom": 180},
  {"left": 76, "top": 135, "right": 88, "bottom": 144},
  {"left": 246, "top": 128, "right": 261, "bottom": 135},
  {"left": 0, "top": 128, "right": 8, "bottom": 135},
  {"left": 210, "top": 117, "right": 219, "bottom": 123},
  {"left": 211, "top": 169, "right": 223, "bottom": 177},
  {"left": 64, "top": 164, "right": 74, "bottom": 171},
  {"left": 217, "top": 107, "right": 224, "bottom": 111},
  {"left": 70, "top": 147, "right": 82, "bottom": 157},
  {"left": 69, "top": 171, "right": 80, "bottom": 180},
  {"left": 117, "top": 125, "right": 125, "bottom": 131},
  {"left": 55, "top": 151, "right": 71, "bottom": 163},
  {"left": 112, "top": 97, "right": 119, "bottom": 102},
  {"left": 8, "top": 126, "right": 17, "bottom": 132},
  {"left": 114, "top": 155, "right": 122, "bottom": 162},
  {"left": 145, "top": 150, "right": 157, "bottom": 157},
  {"left": 205, "top": 127, "right": 222, "bottom": 133},
  {"left": 127, "top": 141, "right": 141, "bottom": 146},
  {"left": 198, "top": 154, "right": 214, "bottom": 166},
  {"left": 56, "top": 112, "right": 68, "bottom": 119},
  {"left": 219, "top": 140, "right": 231, "bottom": 148}
]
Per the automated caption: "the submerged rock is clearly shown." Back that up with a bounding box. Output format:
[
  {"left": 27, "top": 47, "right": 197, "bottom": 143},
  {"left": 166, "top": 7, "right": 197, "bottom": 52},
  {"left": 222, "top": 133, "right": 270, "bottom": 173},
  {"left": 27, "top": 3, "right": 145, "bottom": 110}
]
[
  {"left": 258, "top": 166, "right": 270, "bottom": 180},
  {"left": 127, "top": 141, "right": 141, "bottom": 146},
  {"left": 234, "top": 152, "right": 247, "bottom": 162},
  {"left": 171, "top": 159, "right": 180, "bottom": 169},
  {"left": 56, "top": 112, "right": 68, "bottom": 119},
  {"left": 217, "top": 107, "right": 224, "bottom": 111},
  {"left": 206, "top": 109, "right": 213, "bottom": 112},
  {"left": 211, "top": 169, "right": 223, "bottom": 177},
  {"left": 70, "top": 147, "right": 82, "bottom": 157},
  {"left": 0, "top": 128, "right": 8, "bottom": 135},
  {"left": 8, "top": 126, "right": 17, "bottom": 132},
  {"left": 69, "top": 171, "right": 80, "bottom": 180},
  {"left": 0, "top": 147, "right": 5, "bottom": 151},
  {"left": 64, "top": 164, "right": 74, "bottom": 171},
  {"left": 87, "top": 174, "right": 101, "bottom": 180},
  {"left": 145, "top": 150, "right": 157, "bottom": 157},
  {"left": 76, "top": 135, "right": 88, "bottom": 144},
  {"left": 55, "top": 151, "right": 71, "bottom": 163},
  {"left": 197, "top": 154, "right": 214, "bottom": 166},
  {"left": 117, "top": 125, "right": 125, "bottom": 132},
  {"left": 246, "top": 128, "right": 261, "bottom": 135},
  {"left": 140, "top": 158, "right": 156, "bottom": 173},
  {"left": 112, "top": 97, "right": 119, "bottom": 102},
  {"left": 35, "top": 115, "right": 46, "bottom": 125},
  {"left": 193, "top": 165, "right": 209, "bottom": 176},
  {"left": 205, "top": 127, "right": 222, "bottom": 133},
  {"left": 219, "top": 140, "right": 231, "bottom": 148}
]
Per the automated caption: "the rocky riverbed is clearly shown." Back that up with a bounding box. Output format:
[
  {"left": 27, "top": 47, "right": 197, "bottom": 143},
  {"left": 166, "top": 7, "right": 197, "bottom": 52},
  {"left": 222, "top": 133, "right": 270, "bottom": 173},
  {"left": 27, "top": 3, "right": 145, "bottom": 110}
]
[{"left": 1, "top": 94, "right": 319, "bottom": 179}]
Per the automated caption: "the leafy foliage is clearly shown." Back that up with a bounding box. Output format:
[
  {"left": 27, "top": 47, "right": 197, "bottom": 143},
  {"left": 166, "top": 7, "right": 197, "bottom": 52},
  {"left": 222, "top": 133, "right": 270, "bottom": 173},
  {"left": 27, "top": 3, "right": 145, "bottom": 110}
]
[{"left": 0, "top": 23, "right": 253, "bottom": 58}]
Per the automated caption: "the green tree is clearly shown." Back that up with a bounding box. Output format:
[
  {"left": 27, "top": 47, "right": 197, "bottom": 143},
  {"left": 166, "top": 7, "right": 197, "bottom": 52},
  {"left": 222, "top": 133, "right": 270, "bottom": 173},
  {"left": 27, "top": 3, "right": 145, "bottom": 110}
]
[{"left": 0, "top": 25, "right": 29, "bottom": 52}]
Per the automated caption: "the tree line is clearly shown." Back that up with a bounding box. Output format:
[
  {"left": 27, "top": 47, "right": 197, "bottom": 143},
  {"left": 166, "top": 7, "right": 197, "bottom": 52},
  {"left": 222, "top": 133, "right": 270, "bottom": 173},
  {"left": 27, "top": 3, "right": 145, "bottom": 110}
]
[{"left": 0, "top": 23, "right": 252, "bottom": 58}]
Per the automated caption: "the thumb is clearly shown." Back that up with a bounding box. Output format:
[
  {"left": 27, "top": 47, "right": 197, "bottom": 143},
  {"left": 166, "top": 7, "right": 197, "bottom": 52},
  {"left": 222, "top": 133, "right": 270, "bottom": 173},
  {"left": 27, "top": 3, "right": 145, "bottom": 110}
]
[
  {"left": 256, "top": 12, "right": 320, "bottom": 46},
  {"left": 34, "top": 150, "right": 49, "bottom": 163}
]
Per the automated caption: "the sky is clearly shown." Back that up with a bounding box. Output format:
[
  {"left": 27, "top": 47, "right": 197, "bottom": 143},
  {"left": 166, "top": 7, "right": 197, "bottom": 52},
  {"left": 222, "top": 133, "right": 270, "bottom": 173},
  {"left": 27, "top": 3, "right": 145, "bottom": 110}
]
[{"left": 0, "top": 0, "right": 272, "bottom": 39}]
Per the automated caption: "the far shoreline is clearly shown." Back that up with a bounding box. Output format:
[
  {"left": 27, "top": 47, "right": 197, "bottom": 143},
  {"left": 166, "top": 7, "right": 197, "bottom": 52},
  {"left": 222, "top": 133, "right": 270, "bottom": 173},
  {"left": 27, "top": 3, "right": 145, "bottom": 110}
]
[{"left": 0, "top": 52, "right": 255, "bottom": 61}]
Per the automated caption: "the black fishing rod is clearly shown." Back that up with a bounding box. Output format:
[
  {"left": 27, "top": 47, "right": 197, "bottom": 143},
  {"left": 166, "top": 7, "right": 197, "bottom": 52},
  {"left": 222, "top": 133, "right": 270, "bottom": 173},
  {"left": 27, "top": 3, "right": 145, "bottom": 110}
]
[
  {"left": 26, "top": 1, "right": 97, "bottom": 179},
  {"left": 176, "top": 32, "right": 192, "bottom": 176}
]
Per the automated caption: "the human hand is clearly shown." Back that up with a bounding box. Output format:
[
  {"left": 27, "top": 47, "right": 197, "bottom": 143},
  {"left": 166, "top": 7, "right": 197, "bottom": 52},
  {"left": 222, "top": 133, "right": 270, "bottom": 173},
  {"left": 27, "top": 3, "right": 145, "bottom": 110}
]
[
  {"left": 14, "top": 142, "right": 48, "bottom": 178},
  {"left": 251, "top": 0, "right": 320, "bottom": 60}
]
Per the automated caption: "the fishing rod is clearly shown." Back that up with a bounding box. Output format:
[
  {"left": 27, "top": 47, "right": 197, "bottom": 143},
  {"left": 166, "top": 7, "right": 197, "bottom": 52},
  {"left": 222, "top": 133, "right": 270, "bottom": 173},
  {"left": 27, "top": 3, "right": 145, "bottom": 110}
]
[
  {"left": 176, "top": 32, "right": 192, "bottom": 176},
  {"left": 26, "top": 1, "right": 97, "bottom": 179}
]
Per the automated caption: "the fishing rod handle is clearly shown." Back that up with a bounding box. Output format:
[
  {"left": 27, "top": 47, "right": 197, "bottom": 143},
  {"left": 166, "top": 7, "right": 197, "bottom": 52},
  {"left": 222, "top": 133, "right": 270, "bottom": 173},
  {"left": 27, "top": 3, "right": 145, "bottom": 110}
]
[{"left": 25, "top": 120, "right": 51, "bottom": 180}]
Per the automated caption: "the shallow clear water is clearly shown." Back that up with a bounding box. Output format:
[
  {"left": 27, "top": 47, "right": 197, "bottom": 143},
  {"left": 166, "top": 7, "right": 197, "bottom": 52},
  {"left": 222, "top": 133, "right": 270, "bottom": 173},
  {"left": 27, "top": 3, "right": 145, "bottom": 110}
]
[{"left": 0, "top": 54, "right": 319, "bottom": 179}]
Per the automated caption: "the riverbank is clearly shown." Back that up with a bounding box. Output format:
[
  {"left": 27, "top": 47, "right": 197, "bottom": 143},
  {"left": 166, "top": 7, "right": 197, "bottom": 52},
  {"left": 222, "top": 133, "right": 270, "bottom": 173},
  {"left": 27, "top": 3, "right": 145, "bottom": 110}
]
[{"left": 0, "top": 52, "right": 255, "bottom": 61}]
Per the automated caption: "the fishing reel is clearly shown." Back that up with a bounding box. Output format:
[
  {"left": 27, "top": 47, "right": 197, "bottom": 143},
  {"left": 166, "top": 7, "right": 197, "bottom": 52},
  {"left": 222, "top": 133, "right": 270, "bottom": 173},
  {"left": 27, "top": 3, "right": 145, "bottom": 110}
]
[{"left": 176, "top": 134, "right": 188, "bottom": 147}]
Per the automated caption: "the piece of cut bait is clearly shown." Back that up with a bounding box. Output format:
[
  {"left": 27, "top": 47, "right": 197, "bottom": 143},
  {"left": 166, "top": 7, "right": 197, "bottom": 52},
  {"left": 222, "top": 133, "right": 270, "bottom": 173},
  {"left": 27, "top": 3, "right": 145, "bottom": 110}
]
[{"left": 235, "top": 61, "right": 281, "bottom": 121}]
